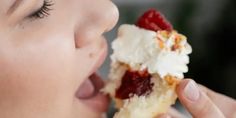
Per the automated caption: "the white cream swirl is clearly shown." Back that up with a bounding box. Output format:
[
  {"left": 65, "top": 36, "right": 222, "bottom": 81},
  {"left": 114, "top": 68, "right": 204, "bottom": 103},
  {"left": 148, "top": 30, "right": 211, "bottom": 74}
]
[{"left": 111, "top": 24, "right": 192, "bottom": 79}]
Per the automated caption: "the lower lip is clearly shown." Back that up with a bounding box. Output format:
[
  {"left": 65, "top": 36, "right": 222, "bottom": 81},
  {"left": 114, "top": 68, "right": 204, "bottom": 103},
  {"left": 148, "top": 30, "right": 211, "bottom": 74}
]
[{"left": 80, "top": 75, "right": 110, "bottom": 113}]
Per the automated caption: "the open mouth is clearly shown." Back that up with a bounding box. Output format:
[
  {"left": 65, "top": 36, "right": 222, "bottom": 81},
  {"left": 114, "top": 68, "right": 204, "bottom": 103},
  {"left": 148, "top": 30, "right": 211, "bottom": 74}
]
[
  {"left": 75, "top": 73, "right": 110, "bottom": 112},
  {"left": 76, "top": 73, "right": 104, "bottom": 99},
  {"left": 74, "top": 37, "right": 109, "bottom": 113}
]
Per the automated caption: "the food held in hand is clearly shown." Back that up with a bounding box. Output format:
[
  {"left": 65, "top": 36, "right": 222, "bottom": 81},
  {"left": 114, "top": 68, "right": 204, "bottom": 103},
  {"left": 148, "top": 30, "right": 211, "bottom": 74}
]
[{"left": 103, "top": 9, "right": 192, "bottom": 118}]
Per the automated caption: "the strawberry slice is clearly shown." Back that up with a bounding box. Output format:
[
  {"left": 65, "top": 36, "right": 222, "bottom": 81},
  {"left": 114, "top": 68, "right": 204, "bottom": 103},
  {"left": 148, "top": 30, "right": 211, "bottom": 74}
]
[{"left": 136, "top": 9, "right": 173, "bottom": 32}]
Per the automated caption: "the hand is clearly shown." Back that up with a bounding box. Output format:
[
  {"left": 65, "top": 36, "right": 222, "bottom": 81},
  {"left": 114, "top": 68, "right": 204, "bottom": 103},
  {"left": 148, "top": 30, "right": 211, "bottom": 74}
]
[{"left": 158, "top": 79, "right": 236, "bottom": 118}]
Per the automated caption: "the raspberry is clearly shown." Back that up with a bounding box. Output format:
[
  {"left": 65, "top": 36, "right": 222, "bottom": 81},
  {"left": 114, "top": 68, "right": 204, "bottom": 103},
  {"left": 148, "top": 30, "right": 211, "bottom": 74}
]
[
  {"left": 115, "top": 70, "right": 154, "bottom": 99},
  {"left": 136, "top": 9, "right": 173, "bottom": 32}
]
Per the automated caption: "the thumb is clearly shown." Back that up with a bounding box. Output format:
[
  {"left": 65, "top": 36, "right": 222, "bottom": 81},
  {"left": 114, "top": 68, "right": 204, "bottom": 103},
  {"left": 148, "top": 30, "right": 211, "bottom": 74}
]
[{"left": 176, "top": 79, "right": 225, "bottom": 118}]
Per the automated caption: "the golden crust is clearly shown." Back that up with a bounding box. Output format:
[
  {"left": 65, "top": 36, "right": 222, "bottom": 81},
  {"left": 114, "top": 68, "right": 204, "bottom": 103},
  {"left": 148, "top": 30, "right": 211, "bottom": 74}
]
[{"left": 164, "top": 74, "right": 181, "bottom": 87}]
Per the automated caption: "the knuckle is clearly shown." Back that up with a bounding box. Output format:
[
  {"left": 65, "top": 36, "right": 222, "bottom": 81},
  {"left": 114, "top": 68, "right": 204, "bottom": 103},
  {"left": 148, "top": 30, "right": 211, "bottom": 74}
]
[
  {"left": 199, "top": 100, "right": 213, "bottom": 115},
  {"left": 196, "top": 92, "right": 216, "bottom": 116}
]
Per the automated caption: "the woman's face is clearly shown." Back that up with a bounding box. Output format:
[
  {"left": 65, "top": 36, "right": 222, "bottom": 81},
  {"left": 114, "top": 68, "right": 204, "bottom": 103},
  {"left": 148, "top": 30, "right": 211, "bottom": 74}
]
[{"left": 0, "top": 0, "right": 118, "bottom": 118}]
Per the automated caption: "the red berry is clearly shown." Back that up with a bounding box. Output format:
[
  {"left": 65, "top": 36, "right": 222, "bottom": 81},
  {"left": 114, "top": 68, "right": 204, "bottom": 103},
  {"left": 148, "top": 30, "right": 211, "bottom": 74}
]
[
  {"left": 115, "top": 70, "right": 154, "bottom": 99},
  {"left": 136, "top": 9, "right": 173, "bottom": 32}
]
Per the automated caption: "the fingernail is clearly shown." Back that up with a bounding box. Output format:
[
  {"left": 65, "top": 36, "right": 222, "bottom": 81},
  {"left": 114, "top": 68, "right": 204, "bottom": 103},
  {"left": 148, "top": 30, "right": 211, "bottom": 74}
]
[{"left": 183, "top": 80, "right": 200, "bottom": 101}]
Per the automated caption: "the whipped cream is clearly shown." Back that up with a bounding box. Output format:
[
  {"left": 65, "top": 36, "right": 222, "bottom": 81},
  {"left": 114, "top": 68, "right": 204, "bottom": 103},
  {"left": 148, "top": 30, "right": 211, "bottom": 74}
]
[{"left": 111, "top": 24, "right": 192, "bottom": 79}]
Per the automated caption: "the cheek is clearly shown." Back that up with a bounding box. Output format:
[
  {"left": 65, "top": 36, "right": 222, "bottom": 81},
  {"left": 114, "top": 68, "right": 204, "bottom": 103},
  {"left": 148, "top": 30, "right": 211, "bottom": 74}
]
[{"left": 0, "top": 34, "right": 80, "bottom": 116}]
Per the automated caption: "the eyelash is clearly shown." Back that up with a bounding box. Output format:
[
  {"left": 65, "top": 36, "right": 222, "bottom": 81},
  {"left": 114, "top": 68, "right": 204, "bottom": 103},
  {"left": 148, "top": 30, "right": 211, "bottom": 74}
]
[{"left": 29, "top": 0, "right": 54, "bottom": 19}]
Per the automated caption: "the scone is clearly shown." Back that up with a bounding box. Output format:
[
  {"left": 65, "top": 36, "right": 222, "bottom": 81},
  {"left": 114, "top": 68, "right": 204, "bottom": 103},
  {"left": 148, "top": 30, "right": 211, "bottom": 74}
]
[{"left": 103, "top": 9, "right": 192, "bottom": 118}]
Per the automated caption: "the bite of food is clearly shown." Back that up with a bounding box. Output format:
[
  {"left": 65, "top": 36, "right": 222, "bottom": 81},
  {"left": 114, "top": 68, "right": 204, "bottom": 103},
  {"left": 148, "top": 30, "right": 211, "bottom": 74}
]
[{"left": 102, "top": 9, "right": 192, "bottom": 118}]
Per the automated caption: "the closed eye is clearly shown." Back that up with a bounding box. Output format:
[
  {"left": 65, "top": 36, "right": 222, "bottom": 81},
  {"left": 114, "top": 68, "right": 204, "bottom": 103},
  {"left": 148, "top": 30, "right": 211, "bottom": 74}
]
[{"left": 29, "top": 0, "right": 54, "bottom": 19}]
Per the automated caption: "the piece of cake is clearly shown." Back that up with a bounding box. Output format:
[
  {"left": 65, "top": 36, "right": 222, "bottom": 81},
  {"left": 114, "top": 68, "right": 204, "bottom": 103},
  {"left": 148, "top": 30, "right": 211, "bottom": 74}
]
[{"left": 103, "top": 9, "right": 192, "bottom": 118}]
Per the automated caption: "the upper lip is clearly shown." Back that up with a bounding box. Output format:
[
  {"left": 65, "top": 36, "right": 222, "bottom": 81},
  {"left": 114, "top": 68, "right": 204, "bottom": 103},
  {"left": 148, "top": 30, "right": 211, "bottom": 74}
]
[
  {"left": 79, "top": 37, "right": 108, "bottom": 98},
  {"left": 88, "top": 37, "right": 108, "bottom": 76},
  {"left": 75, "top": 37, "right": 110, "bottom": 112}
]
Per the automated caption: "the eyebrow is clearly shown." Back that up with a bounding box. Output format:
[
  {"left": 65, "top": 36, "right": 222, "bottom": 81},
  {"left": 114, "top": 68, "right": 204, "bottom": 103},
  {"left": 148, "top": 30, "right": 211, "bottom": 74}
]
[{"left": 7, "top": 0, "right": 24, "bottom": 15}]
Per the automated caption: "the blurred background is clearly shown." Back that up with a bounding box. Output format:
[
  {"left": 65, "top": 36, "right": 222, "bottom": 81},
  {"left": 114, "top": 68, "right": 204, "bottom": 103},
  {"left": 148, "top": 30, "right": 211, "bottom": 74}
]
[{"left": 99, "top": 0, "right": 236, "bottom": 117}]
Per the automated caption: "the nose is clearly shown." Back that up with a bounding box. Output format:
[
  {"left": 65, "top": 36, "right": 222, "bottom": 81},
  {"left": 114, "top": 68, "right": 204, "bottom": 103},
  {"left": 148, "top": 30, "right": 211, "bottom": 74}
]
[
  {"left": 73, "top": 0, "right": 119, "bottom": 48},
  {"left": 93, "top": 0, "right": 119, "bottom": 33},
  {"left": 95, "top": 1, "right": 119, "bottom": 34},
  {"left": 97, "top": 0, "right": 119, "bottom": 33},
  {"left": 75, "top": 0, "right": 119, "bottom": 36},
  {"left": 103, "top": 1, "right": 119, "bottom": 32}
]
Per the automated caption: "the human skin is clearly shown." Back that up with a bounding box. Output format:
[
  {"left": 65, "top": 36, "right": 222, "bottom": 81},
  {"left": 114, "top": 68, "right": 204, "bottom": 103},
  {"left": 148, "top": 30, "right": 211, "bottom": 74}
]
[
  {"left": 0, "top": 0, "right": 118, "bottom": 118},
  {"left": 158, "top": 79, "right": 236, "bottom": 118}
]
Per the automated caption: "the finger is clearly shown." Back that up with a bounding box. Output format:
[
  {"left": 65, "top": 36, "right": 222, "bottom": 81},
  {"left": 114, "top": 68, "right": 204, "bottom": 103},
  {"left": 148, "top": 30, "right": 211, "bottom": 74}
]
[
  {"left": 176, "top": 79, "right": 225, "bottom": 118},
  {"left": 199, "top": 85, "right": 236, "bottom": 118}
]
